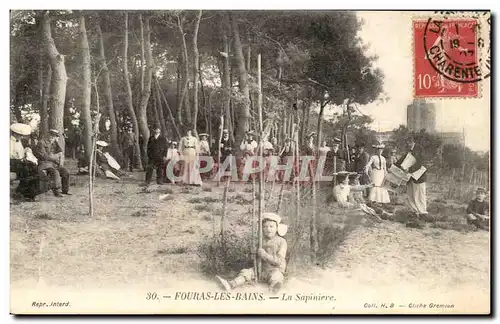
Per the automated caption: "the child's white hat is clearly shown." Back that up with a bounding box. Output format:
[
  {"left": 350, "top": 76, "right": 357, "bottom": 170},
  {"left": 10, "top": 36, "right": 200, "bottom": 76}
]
[{"left": 262, "top": 212, "right": 288, "bottom": 236}]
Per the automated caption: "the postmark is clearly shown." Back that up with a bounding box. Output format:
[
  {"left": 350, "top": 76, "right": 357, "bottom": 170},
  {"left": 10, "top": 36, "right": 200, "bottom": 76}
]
[{"left": 413, "top": 13, "right": 490, "bottom": 98}]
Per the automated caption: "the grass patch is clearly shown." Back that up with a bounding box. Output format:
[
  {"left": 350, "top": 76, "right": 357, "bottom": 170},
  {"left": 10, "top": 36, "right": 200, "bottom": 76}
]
[
  {"left": 131, "top": 211, "right": 149, "bottom": 217},
  {"left": 197, "top": 230, "right": 253, "bottom": 277},
  {"left": 157, "top": 246, "right": 189, "bottom": 255},
  {"left": 227, "top": 193, "right": 251, "bottom": 205},
  {"left": 34, "top": 213, "right": 55, "bottom": 220},
  {"left": 188, "top": 196, "right": 219, "bottom": 204},
  {"left": 194, "top": 204, "right": 213, "bottom": 213}
]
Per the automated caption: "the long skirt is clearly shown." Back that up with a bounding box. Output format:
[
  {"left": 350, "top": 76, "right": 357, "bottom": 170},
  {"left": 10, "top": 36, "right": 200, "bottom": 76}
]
[
  {"left": 368, "top": 169, "right": 390, "bottom": 203},
  {"left": 239, "top": 154, "right": 258, "bottom": 182},
  {"left": 407, "top": 181, "right": 427, "bottom": 214},
  {"left": 181, "top": 148, "right": 202, "bottom": 185},
  {"left": 278, "top": 155, "right": 299, "bottom": 183},
  {"left": 163, "top": 159, "right": 181, "bottom": 183},
  {"left": 198, "top": 154, "right": 212, "bottom": 180}
]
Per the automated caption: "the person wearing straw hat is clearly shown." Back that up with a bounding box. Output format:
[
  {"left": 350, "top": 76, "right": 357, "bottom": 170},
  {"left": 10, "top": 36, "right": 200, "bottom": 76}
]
[
  {"left": 239, "top": 130, "right": 258, "bottom": 182},
  {"left": 198, "top": 133, "right": 211, "bottom": 181},
  {"left": 332, "top": 171, "right": 374, "bottom": 208},
  {"left": 34, "top": 129, "right": 71, "bottom": 197},
  {"left": 395, "top": 136, "right": 428, "bottom": 216},
  {"left": 179, "top": 129, "right": 202, "bottom": 186},
  {"left": 363, "top": 142, "right": 390, "bottom": 204},
  {"left": 466, "top": 187, "right": 489, "bottom": 230},
  {"left": 95, "top": 141, "right": 122, "bottom": 180},
  {"left": 216, "top": 212, "right": 288, "bottom": 293},
  {"left": 278, "top": 137, "right": 297, "bottom": 183},
  {"left": 10, "top": 123, "right": 43, "bottom": 200}
]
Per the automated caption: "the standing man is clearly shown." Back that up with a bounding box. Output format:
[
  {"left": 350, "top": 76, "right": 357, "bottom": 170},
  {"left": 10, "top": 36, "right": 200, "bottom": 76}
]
[
  {"left": 145, "top": 127, "right": 168, "bottom": 185},
  {"left": 121, "top": 125, "right": 136, "bottom": 172},
  {"left": 34, "top": 129, "right": 71, "bottom": 197},
  {"left": 397, "top": 136, "right": 428, "bottom": 216}
]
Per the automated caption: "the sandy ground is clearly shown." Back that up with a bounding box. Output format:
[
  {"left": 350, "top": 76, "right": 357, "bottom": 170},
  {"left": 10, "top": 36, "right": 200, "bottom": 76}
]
[{"left": 9, "top": 167, "right": 490, "bottom": 314}]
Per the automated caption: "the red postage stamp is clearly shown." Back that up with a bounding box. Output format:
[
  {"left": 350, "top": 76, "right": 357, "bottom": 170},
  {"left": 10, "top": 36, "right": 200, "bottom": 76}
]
[{"left": 413, "top": 18, "right": 481, "bottom": 98}]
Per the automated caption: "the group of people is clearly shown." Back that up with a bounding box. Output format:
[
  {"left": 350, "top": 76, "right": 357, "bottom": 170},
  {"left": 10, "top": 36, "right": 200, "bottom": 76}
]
[
  {"left": 331, "top": 136, "right": 428, "bottom": 216},
  {"left": 10, "top": 123, "right": 71, "bottom": 201}
]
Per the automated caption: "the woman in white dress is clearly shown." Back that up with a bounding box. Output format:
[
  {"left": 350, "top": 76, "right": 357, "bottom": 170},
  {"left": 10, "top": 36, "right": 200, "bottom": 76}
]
[
  {"left": 364, "top": 142, "right": 390, "bottom": 204},
  {"left": 179, "top": 130, "right": 202, "bottom": 186}
]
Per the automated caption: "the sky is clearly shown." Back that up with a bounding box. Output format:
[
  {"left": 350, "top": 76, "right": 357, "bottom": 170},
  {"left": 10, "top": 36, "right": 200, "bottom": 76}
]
[{"left": 351, "top": 11, "right": 491, "bottom": 152}]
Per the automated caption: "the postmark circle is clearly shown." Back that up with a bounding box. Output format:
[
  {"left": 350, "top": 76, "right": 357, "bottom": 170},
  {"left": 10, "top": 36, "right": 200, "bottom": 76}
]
[{"left": 423, "top": 17, "right": 489, "bottom": 83}]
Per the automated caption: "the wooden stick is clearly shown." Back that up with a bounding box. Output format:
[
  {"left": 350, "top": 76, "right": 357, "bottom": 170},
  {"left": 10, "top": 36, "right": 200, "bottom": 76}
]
[
  {"left": 89, "top": 112, "right": 102, "bottom": 218},
  {"left": 221, "top": 177, "right": 229, "bottom": 239},
  {"left": 293, "top": 123, "right": 300, "bottom": 227},
  {"left": 252, "top": 177, "right": 257, "bottom": 281},
  {"left": 257, "top": 53, "right": 263, "bottom": 281},
  {"left": 217, "top": 115, "right": 224, "bottom": 187}
]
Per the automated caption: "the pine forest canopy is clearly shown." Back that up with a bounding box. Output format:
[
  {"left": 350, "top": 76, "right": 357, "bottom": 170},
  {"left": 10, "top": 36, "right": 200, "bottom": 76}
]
[{"left": 10, "top": 10, "right": 385, "bottom": 165}]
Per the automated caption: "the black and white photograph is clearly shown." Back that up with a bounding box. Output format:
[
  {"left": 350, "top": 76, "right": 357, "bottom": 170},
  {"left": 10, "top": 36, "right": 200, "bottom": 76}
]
[{"left": 8, "top": 9, "right": 491, "bottom": 314}]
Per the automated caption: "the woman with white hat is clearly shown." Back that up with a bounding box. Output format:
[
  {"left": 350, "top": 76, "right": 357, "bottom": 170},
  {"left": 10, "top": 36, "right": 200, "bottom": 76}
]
[
  {"left": 363, "top": 142, "right": 390, "bottom": 204},
  {"left": 179, "top": 129, "right": 202, "bottom": 186},
  {"left": 198, "top": 133, "right": 211, "bottom": 181}
]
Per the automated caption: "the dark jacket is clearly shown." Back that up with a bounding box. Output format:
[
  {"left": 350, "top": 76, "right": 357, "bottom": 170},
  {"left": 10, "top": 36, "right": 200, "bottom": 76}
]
[
  {"left": 396, "top": 144, "right": 427, "bottom": 183},
  {"left": 354, "top": 151, "right": 370, "bottom": 173},
  {"left": 220, "top": 137, "right": 234, "bottom": 158},
  {"left": 466, "top": 199, "right": 489, "bottom": 216},
  {"left": 34, "top": 138, "right": 62, "bottom": 170},
  {"left": 147, "top": 135, "right": 168, "bottom": 163},
  {"left": 121, "top": 132, "right": 136, "bottom": 149}
]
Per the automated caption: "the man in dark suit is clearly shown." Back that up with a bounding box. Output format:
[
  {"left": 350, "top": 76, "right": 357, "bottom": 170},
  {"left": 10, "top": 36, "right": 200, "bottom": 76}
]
[
  {"left": 145, "top": 127, "right": 168, "bottom": 185},
  {"left": 396, "top": 136, "right": 428, "bottom": 215}
]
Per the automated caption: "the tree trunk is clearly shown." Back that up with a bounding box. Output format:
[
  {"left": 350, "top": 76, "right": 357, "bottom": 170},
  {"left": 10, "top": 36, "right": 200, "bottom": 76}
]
[
  {"left": 176, "top": 51, "right": 183, "bottom": 127},
  {"left": 138, "top": 16, "right": 153, "bottom": 165},
  {"left": 123, "top": 12, "right": 143, "bottom": 170},
  {"left": 177, "top": 14, "right": 191, "bottom": 128},
  {"left": 139, "top": 14, "right": 145, "bottom": 94},
  {"left": 229, "top": 12, "right": 251, "bottom": 154},
  {"left": 153, "top": 74, "right": 167, "bottom": 136},
  {"left": 42, "top": 12, "right": 67, "bottom": 156},
  {"left": 97, "top": 19, "right": 121, "bottom": 161},
  {"left": 156, "top": 78, "right": 181, "bottom": 139},
  {"left": 221, "top": 31, "right": 233, "bottom": 143},
  {"left": 191, "top": 10, "right": 202, "bottom": 136},
  {"left": 152, "top": 91, "right": 161, "bottom": 129},
  {"left": 78, "top": 15, "right": 92, "bottom": 162},
  {"left": 40, "top": 63, "right": 51, "bottom": 139}
]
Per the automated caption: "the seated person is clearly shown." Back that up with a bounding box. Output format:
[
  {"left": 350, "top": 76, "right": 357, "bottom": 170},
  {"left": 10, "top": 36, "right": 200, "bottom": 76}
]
[
  {"left": 10, "top": 123, "right": 46, "bottom": 201},
  {"left": 332, "top": 171, "right": 373, "bottom": 208},
  {"left": 77, "top": 145, "right": 90, "bottom": 174},
  {"left": 216, "top": 212, "right": 288, "bottom": 293},
  {"left": 466, "top": 187, "right": 489, "bottom": 229},
  {"left": 95, "top": 141, "right": 125, "bottom": 180}
]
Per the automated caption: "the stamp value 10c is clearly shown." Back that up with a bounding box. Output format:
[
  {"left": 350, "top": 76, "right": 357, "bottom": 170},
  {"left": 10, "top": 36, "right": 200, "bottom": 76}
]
[{"left": 413, "top": 18, "right": 481, "bottom": 98}]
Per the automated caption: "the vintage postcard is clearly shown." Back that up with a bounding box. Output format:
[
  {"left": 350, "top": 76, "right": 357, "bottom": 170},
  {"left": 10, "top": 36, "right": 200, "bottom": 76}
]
[{"left": 9, "top": 10, "right": 491, "bottom": 314}]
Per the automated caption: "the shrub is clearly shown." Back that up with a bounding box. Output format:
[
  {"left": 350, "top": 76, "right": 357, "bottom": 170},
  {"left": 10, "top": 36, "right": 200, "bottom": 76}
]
[{"left": 197, "top": 230, "right": 254, "bottom": 277}]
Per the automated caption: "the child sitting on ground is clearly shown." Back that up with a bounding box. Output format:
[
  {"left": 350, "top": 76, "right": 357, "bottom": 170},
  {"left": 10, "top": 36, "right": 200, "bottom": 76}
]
[
  {"left": 216, "top": 212, "right": 288, "bottom": 293},
  {"left": 466, "top": 187, "right": 489, "bottom": 230}
]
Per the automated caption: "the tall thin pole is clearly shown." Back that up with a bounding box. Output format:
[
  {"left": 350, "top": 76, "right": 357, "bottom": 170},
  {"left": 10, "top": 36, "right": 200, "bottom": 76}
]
[{"left": 257, "top": 54, "right": 263, "bottom": 281}]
